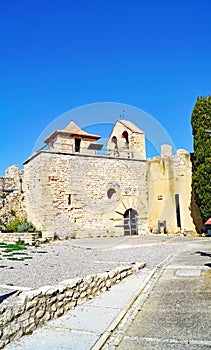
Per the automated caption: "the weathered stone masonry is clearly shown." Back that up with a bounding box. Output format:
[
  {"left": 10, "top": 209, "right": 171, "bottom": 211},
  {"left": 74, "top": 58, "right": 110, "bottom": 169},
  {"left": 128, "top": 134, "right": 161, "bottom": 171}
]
[
  {"left": 0, "top": 118, "right": 196, "bottom": 238},
  {"left": 24, "top": 151, "right": 148, "bottom": 239},
  {"left": 147, "top": 146, "right": 195, "bottom": 233}
]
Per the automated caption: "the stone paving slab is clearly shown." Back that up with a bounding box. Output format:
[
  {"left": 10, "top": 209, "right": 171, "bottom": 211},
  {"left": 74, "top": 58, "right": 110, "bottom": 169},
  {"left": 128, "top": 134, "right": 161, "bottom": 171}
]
[
  {"left": 175, "top": 268, "right": 201, "bottom": 277},
  {"left": 5, "top": 328, "right": 98, "bottom": 350},
  {"left": 45, "top": 305, "right": 119, "bottom": 334},
  {"left": 87, "top": 274, "right": 148, "bottom": 308}
]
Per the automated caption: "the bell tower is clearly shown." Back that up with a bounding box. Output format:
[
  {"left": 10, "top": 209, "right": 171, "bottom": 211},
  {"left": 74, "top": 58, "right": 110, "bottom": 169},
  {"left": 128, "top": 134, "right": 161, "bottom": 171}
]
[{"left": 107, "top": 119, "right": 146, "bottom": 160}]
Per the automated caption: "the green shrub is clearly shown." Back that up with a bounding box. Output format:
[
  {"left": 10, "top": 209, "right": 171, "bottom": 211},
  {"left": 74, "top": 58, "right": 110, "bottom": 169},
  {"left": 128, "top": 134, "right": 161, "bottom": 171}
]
[
  {"left": 6, "top": 218, "right": 23, "bottom": 232},
  {"left": 17, "top": 221, "right": 35, "bottom": 233},
  {"left": 6, "top": 218, "right": 37, "bottom": 233}
]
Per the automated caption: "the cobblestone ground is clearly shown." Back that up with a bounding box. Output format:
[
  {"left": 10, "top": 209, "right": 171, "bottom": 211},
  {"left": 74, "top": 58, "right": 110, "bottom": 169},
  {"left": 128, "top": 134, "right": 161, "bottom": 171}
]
[{"left": 0, "top": 235, "right": 201, "bottom": 291}]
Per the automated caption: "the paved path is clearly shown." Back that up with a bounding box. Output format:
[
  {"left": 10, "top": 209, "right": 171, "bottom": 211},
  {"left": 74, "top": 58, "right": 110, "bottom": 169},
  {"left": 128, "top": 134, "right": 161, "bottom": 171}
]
[
  {"left": 4, "top": 237, "right": 211, "bottom": 350},
  {"left": 105, "top": 239, "right": 211, "bottom": 350}
]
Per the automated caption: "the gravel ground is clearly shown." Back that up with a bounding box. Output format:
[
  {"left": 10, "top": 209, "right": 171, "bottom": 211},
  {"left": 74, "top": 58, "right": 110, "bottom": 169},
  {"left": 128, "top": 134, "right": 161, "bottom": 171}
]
[{"left": 0, "top": 235, "right": 190, "bottom": 292}]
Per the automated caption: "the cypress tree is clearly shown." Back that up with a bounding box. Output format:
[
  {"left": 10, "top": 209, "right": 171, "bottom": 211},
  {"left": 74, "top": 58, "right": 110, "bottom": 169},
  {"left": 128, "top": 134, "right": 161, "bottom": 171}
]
[{"left": 191, "top": 96, "right": 211, "bottom": 223}]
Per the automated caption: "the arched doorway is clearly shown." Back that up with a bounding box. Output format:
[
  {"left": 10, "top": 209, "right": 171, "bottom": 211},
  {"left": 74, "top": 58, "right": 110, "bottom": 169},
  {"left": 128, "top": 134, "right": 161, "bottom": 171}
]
[{"left": 124, "top": 208, "right": 138, "bottom": 236}]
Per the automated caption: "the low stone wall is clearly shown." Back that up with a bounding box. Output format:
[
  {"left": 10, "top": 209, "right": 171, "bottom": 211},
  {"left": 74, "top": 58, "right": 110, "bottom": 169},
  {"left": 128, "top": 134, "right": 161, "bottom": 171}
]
[
  {"left": 0, "top": 262, "right": 145, "bottom": 349},
  {"left": 0, "top": 232, "right": 39, "bottom": 245}
]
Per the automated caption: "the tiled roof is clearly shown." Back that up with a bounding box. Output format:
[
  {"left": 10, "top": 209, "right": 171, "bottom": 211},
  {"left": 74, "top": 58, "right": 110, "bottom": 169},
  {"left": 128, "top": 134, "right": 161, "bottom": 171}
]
[
  {"left": 45, "top": 120, "right": 100, "bottom": 143},
  {"left": 62, "top": 121, "right": 96, "bottom": 136}
]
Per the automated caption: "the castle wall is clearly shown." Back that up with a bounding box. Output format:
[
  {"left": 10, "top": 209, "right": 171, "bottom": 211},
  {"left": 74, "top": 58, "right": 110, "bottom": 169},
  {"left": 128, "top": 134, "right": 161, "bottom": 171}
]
[
  {"left": 24, "top": 151, "right": 148, "bottom": 239},
  {"left": 147, "top": 148, "right": 195, "bottom": 233}
]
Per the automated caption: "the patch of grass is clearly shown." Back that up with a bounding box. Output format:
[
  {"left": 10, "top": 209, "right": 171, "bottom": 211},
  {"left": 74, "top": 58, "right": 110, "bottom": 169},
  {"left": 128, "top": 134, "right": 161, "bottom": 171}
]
[
  {"left": 7, "top": 254, "right": 33, "bottom": 261},
  {"left": 7, "top": 252, "right": 29, "bottom": 256},
  {"left": 0, "top": 241, "right": 48, "bottom": 263},
  {"left": 0, "top": 265, "right": 7, "bottom": 268},
  {"left": 4, "top": 242, "right": 27, "bottom": 253},
  {"left": 0, "top": 241, "right": 33, "bottom": 262},
  {"left": 7, "top": 257, "right": 26, "bottom": 261}
]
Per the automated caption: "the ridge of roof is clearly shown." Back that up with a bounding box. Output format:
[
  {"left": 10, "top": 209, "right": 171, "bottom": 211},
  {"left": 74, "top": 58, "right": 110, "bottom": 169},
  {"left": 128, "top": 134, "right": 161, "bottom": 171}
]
[
  {"left": 117, "top": 119, "right": 144, "bottom": 133},
  {"left": 62, "top": 120, "right": 88, "bottom": 135}
]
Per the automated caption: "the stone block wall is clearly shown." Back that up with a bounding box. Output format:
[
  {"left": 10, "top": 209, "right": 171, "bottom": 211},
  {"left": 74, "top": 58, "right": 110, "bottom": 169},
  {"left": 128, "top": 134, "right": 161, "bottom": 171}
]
[
  {"left": 0, "top": 262, "right": 145, "bottom": 349},
  {"left": 0, "top": 165, "right": 26, "bottom": 229},
  {"left": 47, "top": 134, "right": 97, "bottom": 156},
  {"left": 147, "top": 148, "right": 195, "bottom": 233},
  {"left": 0, "top": 232, "right": 39, "bottom": 245},
  {"left": 24, "top": 151, "right": 148, "bottom": 239},
  {"left": 107, "top": 120, "right": 146, "bottom": 160}
]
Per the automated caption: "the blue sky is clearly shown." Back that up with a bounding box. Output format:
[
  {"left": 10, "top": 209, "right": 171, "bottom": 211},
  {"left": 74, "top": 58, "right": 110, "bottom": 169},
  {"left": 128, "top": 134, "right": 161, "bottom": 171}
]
[{"left": 0, "top": 0, "right": 211, "bottom": 175}]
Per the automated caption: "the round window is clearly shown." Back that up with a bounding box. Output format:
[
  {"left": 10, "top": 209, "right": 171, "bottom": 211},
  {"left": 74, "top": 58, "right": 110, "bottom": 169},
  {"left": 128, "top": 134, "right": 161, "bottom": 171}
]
[{"left": 107, "top": 188, "right": 116, "bottom": 199}]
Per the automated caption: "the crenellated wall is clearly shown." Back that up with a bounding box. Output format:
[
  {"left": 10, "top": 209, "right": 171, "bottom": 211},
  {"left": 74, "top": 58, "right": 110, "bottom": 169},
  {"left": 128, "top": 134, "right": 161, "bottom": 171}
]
[{"left": 147, "top": 146, "right": 195, "bottom": 233}]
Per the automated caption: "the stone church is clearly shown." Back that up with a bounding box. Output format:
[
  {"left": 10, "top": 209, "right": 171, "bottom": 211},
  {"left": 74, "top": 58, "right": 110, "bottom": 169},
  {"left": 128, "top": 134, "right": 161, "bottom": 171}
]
[{"left": 0, "top": 119, "right": 196, "bottom": 238}]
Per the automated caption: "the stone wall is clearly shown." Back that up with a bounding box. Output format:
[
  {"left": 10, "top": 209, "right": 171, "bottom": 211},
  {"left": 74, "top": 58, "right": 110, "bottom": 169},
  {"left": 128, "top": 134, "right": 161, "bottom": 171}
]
[
  {"left": 0, "top": 262, "right": 145, "bottom": 349},
  {"left": 24, "top": 151, "right": 148, "bottom": 239},
  {"left": 0, "top": 165, "right": 26, "bottom": 229},
  {"left": 1, "top": 147, "right": 197, "bottom": 237},
  {"left": 107, "top": 120, "right": 146, "bottom": 160},
  {"left": 0, "top": 232, "right": 39, "bottom": 245},
  {"left": 47, "top": 134, "right": 97, "bottom": 155},
  {"left": 147, "top": 147, "right": 195, "bottom": 233}
]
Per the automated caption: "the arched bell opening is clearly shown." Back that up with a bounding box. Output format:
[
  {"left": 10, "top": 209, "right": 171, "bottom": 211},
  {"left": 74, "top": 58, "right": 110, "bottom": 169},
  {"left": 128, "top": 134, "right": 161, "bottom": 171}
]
[
  {"left": 122, "top": 131, "right": 129, "bottom": 144},
  {"left": 111, "top": 136, "right": 118, "bottom": 146}
]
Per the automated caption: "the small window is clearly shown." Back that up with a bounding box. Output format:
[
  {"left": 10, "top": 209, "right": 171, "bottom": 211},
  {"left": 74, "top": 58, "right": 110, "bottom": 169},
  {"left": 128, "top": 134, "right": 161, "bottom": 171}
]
[
  {"left": 68, "top": 194, "right": 71, "bottom": 206},
  {"left": 75, "top": 138, "right": 81, "bottom": 152},
  {"left": 175, "top": 194, "right": 181, "bottom": 228}
]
